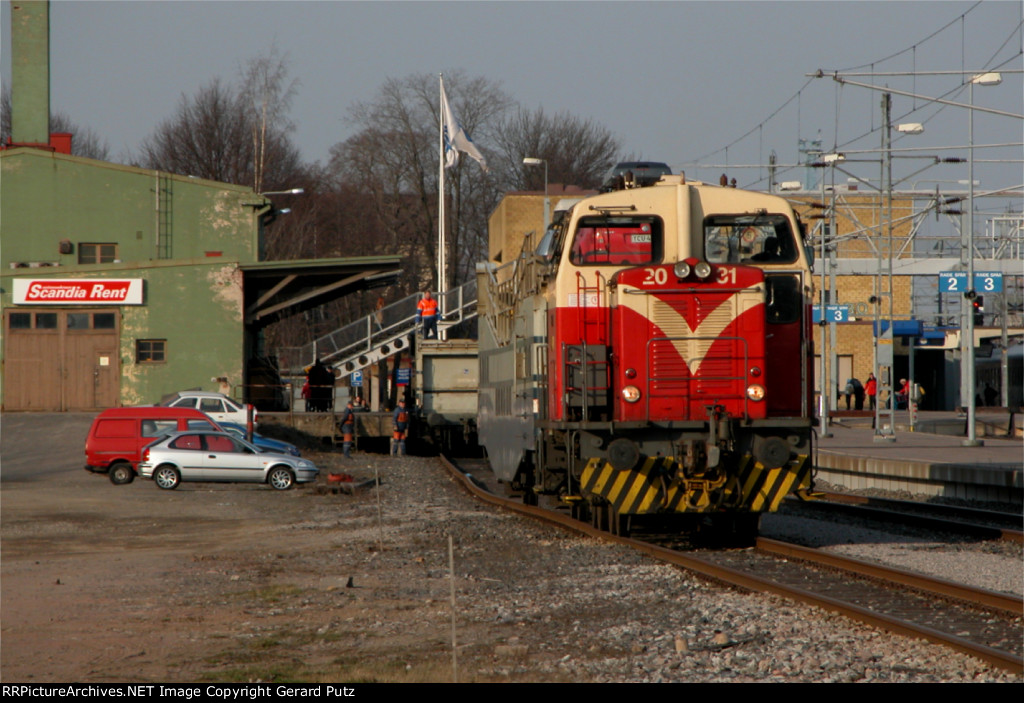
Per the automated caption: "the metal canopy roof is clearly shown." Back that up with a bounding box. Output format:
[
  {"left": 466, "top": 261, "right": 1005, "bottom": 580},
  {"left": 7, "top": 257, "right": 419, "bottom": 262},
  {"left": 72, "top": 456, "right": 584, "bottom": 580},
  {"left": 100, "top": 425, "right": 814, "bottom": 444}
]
[{"left": 241, "top": 255, "right": 403, "bottom": 327}]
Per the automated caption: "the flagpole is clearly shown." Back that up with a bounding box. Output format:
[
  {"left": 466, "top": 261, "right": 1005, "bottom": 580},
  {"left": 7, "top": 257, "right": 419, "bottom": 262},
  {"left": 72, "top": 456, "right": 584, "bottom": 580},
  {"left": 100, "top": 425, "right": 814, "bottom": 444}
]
[{"left": 437, "top": 74, "right": 446, "bottom": 298}]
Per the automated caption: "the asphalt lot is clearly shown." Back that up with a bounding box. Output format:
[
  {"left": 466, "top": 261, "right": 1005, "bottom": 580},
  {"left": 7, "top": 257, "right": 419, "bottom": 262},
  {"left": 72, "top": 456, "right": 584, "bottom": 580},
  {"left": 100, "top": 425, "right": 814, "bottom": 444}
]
[{"left": 0, "top": 412, "right": 96, "bottom": 482}]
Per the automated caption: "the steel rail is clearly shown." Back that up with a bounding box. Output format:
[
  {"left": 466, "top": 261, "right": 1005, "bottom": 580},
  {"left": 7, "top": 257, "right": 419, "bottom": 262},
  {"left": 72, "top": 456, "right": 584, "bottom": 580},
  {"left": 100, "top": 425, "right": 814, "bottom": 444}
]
[
  {"left": 797, "top": 492, "right": 1024, "bottom": 543},
  {"left": 756, "top": 537, "right": 1023, "bottom": 616},
  {"left": 439, "top": 455, "right": 1024, "bottom": 674}
]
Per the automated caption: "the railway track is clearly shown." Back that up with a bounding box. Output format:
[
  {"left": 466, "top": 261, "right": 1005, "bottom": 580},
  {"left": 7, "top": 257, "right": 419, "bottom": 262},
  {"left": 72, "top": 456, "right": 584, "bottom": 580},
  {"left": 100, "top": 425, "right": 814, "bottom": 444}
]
[
  {"left": 441, "top": 455, "right": 1024, "bottom": 674},
  {"left": 788, "top": 491, "right": 1024, "bottom": 543}
]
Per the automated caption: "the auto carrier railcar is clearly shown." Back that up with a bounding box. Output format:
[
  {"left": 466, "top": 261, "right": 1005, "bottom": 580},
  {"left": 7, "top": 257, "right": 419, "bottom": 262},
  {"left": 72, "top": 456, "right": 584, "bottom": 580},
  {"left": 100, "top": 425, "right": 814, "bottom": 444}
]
[{"left": 477, "top": 173, "right": 816, "bottom": 541}]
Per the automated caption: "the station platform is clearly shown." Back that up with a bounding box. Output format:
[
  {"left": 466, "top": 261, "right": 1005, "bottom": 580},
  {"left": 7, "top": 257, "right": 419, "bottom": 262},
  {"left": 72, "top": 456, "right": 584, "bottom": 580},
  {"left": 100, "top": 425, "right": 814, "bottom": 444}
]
[{"left": 814, "top": 411, "right": 1023, "bottom": 505}]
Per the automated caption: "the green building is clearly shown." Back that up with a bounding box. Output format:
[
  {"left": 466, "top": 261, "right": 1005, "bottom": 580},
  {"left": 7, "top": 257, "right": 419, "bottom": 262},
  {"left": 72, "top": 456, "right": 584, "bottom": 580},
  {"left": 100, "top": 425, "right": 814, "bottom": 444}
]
[
  {"left": 1, "top": 147, "right": 272, "bottom": 410},
  {"left": 1, "top": 1, "right": 401, "bottom": 412}
]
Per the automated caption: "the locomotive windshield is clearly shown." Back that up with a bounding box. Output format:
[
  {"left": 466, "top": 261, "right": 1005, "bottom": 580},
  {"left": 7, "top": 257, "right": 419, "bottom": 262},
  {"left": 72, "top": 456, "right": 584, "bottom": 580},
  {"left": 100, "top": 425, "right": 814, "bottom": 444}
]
[
  {"left": 704, "top": 214, "right": 798, "bottom": 265},
  {"left": 569, "top": 216, "right": 663, "bottom": 266}
]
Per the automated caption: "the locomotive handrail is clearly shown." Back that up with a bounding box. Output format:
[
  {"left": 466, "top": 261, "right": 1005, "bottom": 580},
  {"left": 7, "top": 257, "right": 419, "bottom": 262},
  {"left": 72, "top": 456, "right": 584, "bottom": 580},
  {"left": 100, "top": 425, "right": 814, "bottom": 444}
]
[
  {"left": 482, "top": 231, "right": 548, "bottom": 348},
  {"left": 623, "top": 286, "right": 758, "bottom": 295}
]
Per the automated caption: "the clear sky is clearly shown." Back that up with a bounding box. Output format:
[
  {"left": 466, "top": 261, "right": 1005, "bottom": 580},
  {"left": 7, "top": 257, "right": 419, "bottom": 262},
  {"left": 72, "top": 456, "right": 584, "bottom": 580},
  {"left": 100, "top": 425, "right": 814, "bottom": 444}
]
[{"left": 2, "top": 1, "right": 1022, "bottom": 198}]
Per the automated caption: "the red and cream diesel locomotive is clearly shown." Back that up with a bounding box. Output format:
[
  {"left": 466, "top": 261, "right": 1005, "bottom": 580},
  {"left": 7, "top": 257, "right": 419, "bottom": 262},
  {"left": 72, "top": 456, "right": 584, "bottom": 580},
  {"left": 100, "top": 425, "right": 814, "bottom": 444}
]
[{"left": 478, "top": 173, "right": 815, "bottom": 540}]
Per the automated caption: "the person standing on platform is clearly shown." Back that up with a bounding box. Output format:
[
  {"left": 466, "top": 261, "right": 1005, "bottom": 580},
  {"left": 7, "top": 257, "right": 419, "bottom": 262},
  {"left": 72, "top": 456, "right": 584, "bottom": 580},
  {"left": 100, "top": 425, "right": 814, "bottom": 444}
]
[
  {"left": 416, "top": 291, "right": 439, "bottom": 339},
  {"left": 843, "top": 377, "right": 864, "bottom": 410},
  {"left": 865, "top": 373, "right": 877, "bottom": 410}
]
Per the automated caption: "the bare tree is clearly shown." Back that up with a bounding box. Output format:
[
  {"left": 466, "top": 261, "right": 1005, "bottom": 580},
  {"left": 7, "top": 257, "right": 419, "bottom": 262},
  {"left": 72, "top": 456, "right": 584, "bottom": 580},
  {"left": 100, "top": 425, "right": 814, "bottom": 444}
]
[
  {"left": 139, "top": 59, "right": 303, "bottom": 192},
  {"left": 1, "top": 87, "right": 111, "bottom": 160},
  {"left": 493, "top": 106, "right": 621, "bottom": 191},
  {"left": 240, "top": 45, "right": 299, "bottom": 194},
  {"left": 139, "top": 78, "right": 255, "bottom": 184},
  {"left": 328, "top": 72, "right": 513, "bottom": 290}
]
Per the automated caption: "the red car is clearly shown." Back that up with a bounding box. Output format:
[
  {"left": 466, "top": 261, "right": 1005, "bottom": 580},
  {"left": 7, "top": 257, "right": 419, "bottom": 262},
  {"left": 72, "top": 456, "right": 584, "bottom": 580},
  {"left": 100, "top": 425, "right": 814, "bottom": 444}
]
[{"left": 84, "top": 406, "right": 222, "bottom": 485}]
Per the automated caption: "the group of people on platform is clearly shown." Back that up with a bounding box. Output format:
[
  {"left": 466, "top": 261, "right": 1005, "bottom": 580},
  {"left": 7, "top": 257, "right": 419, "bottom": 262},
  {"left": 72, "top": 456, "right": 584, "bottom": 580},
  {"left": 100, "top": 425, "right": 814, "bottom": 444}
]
[{"left": 840, "top": 373, "right": 926, "bottom": 411}]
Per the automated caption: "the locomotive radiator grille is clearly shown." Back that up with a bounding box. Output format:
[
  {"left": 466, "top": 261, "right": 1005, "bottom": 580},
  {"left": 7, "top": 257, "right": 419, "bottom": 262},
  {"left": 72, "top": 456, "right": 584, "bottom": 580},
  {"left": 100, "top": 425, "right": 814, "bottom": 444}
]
[
  {"left": 649, "top": 299, "right": 742, "bottom": 396},
  {"left": 580, "top": 454, "right": 811, "bottom": 514}
]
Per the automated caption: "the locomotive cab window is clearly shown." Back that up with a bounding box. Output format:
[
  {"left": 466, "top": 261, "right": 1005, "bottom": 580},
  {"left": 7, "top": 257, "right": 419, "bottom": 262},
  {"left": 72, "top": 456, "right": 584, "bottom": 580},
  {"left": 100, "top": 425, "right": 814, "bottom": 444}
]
[
  {"left": 569, "top": 216, "right": 662, "bottom": 266},
  {"left": 704, "top": 214, "right": 798, "bottom": 265}
]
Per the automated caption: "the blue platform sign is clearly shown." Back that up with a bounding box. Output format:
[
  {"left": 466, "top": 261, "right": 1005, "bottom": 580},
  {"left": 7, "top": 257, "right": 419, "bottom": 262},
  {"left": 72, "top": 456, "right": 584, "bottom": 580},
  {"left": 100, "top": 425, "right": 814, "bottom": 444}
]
[
  {"left": 940, "top": 271, "right": 1002, "bottom": 293},
  {"left": 812, "top": 305, "right": 850, "bottom": 323},
  {"left": 939, "top": 271, "right": 967, "bottom": 292},
  {"left": 351, "top": 371, "right": 363, "bottom": 387},
  {"left": 975, "top": 271, "right": 1003, "bottom": 293},
  {"left": 396, "top": 368, "right": 411, "bottom": 386}
]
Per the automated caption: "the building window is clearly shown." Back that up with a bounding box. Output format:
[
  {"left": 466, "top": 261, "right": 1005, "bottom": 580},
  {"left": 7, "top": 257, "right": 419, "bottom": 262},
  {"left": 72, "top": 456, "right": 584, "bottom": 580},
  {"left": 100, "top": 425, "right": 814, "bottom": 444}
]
[
  {"left": 93, "top": 312, "right": 116, "bottom": 329},
  {"left": 9, "top": 313, "right": 32, "bottom": 329},
  {"left": 79, "top": 243, "right": 118, "bottom": 264},
  {"left": 137, "top": 339, "right": 166, "bottom": 363},
  {"left": 67, "top": 313, "right": 91, "bottom": 329},
  {"left": 34, "top": 313, "right": 57, "bottom": 329}
]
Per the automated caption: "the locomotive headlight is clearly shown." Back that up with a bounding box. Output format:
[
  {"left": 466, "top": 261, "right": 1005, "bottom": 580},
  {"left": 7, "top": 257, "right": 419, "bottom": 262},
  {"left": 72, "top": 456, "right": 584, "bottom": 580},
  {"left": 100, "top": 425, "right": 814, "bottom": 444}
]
[
  {"left": 673, "top": 261, "right": 691, "bottom": 278},
  {"left": 746, "top": 384, "right": 766, "bottom": 401},
  {"left": 621, "top": 386, "right": 642, "bottom": 403},
  {"left": 694, "top": 261, "right": 712, "bottom": 279}
]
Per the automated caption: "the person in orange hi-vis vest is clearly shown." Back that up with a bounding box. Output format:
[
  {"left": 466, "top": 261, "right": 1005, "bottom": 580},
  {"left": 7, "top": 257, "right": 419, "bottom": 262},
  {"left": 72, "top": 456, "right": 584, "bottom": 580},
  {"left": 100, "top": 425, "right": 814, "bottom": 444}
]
[
  {"left": 391, "top": 398, "right": 409, "bottom": 456},
  {"left": 338, "top": 400, "right": 356, "bottom": 459},
  {"left": 416, "top": 290, "right": 438, "bottom": 339}
]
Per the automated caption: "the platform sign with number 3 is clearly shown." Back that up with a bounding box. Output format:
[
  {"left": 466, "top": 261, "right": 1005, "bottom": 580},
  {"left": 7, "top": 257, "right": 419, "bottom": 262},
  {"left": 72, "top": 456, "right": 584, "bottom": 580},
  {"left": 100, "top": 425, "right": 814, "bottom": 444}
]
[
  {"left": 812, "top": 305, "right": 850, "bottom": 323},
  {"left": 975, "top": 271, "right": 1003, "bottom": 293}
]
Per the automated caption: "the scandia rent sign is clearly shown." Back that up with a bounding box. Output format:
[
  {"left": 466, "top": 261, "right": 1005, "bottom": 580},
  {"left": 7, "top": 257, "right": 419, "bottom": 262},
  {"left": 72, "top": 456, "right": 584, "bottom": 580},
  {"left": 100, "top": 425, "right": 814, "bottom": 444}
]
[{"left": 13, "top": 279, "right": 143, "bottom": 305}]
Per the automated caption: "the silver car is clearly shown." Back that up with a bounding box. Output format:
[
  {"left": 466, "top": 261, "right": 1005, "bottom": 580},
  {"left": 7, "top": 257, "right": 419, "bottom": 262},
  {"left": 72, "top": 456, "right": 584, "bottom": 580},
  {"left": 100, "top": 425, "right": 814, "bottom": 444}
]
[{"left": 139, "top": 431, "right": 318, "bottom": 490}]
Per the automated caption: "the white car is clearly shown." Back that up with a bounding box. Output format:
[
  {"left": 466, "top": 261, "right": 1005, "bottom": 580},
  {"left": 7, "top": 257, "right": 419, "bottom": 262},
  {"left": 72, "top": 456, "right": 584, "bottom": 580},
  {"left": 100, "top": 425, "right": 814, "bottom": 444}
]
[
  {"left": 160, "top": 391, "right": 256, "bottom": 426},
  {"left": 139, "top": 431, "right": 318, "bottom": 490}
]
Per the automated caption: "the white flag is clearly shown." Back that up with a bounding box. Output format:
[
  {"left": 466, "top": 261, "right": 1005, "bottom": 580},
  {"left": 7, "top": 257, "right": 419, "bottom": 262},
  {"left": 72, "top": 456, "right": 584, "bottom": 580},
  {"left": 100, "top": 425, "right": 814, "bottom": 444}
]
[{"left": 441, "top": 79, "right": 488, "bottom": 172}]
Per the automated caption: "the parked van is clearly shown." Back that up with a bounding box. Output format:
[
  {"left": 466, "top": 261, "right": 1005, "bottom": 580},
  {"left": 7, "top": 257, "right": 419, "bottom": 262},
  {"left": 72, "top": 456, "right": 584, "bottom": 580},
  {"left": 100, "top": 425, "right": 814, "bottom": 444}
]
[{"left": 84, "top": 407, "right": 222, "bottom": 485}]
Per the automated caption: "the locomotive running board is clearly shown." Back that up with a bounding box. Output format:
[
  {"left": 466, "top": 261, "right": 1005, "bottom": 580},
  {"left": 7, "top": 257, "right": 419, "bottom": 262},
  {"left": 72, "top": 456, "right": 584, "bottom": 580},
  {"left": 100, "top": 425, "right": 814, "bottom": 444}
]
[{"left": 578, "top": 454, "right": 811, "bottom": 515}]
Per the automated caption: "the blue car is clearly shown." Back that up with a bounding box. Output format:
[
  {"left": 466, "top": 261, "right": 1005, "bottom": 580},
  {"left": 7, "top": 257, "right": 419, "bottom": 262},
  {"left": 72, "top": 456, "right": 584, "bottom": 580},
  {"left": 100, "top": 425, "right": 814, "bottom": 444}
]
[{"left": 188, "top": 420, "right": 301, "bottom": 456}]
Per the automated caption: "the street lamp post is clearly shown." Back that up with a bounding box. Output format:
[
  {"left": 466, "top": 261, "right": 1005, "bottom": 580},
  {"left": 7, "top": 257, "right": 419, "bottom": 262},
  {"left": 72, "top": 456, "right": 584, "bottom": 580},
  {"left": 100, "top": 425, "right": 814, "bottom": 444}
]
[
  {"left": 962, "top": 71, "right": 1001, "bottom": 447},
  {"left": 818, "top": 159, "right": 832, "bottom": 437},
  {"left": 871, "top": 96, "right": 926, "bottom": 441},
  {"left": 523, "top": 157, "right": 549, "bottom": 228},
  {"left": 259, "top": 188, "right": 305, "bottom": 257}
]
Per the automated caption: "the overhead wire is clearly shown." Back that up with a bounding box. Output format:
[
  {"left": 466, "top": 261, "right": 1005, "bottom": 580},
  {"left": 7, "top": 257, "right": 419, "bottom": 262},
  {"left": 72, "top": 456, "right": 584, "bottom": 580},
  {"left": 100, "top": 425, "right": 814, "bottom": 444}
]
[{"left": 694, "top": 1, "right": 1017, "bottom": 189}]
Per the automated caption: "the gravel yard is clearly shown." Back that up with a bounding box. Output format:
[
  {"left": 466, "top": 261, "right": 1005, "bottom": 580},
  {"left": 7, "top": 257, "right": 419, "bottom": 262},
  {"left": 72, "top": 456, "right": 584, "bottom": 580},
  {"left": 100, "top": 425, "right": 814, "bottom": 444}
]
[{"left": 2, "top": 441, "right": 1020, "bottom": 683}]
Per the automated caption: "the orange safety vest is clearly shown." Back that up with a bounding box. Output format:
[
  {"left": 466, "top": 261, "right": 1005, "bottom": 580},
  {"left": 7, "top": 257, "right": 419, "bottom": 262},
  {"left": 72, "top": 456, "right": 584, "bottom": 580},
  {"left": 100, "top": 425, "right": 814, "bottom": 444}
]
[{"left": 418, "top": 297, "right": 438, "bottom": 318}]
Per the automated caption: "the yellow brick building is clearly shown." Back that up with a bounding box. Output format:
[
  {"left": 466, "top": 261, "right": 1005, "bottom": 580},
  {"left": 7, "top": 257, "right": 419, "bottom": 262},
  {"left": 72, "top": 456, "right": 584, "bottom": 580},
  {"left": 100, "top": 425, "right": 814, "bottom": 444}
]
[{"left": 792, "top": 192, "right": 918, "bottom": 400}]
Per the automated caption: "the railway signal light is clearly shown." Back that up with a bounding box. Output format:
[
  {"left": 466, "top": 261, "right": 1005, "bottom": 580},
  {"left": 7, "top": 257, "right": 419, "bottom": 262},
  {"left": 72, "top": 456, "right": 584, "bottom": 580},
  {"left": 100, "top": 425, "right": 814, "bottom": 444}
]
[{"left": 973, "top": 296, "right": 985, "bottom": 325}]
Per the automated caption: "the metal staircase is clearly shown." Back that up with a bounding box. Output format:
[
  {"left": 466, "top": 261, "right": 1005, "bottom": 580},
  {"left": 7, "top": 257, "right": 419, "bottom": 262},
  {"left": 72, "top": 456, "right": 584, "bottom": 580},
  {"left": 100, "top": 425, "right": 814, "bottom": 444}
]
[{"left": 279, "top": 280, "right": 478, "bottom": 380}]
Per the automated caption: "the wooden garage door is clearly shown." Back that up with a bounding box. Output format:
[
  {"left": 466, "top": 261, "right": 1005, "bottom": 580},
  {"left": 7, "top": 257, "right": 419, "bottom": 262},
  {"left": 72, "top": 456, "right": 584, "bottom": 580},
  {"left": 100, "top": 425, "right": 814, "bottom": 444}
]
[{"left": 4, "top": 310, "right": 120, "bottom": 411}]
